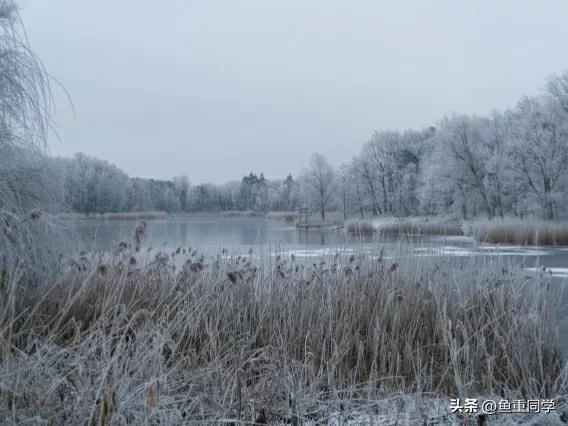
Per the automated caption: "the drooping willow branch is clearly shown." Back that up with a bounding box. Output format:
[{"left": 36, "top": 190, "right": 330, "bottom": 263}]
[
  {"left": 0, "top": 2, "right": 54, "bottom": 153},
  {"left": 0, "top": 0, "right": 59, "bottom": 212}
]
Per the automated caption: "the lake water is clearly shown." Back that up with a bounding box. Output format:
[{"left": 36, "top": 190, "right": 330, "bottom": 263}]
[{"left": 75, "top": 215, "right": 568, "bottom": 278}]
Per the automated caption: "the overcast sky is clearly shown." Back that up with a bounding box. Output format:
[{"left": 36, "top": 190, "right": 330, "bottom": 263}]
[{"left": 22, "top": 1, "right": 568, "bottom": 183}]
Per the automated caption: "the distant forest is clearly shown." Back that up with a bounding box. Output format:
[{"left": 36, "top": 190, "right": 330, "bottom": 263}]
[{"left": 3, "top": 70, "right": 568, "bottom": 221}]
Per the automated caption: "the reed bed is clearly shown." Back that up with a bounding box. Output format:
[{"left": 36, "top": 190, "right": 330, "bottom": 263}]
[
  {"left": 374, "top": 216, "right": 464, "bottom": 236},
  {"left": 345, "top": 219, "right": 376, "bottom": 235},
  {"left": 467, "top": 217, "right": 568, "bottom": 246},
  {"left": 0, "top": 222, "right": 566, "bottom": 424}
]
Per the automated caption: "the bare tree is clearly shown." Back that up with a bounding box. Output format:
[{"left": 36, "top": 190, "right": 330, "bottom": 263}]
[
  {"left": 432, "top": 115, "right": 495, "bottom": 217},
  {"left": 337, "top": 164, "right": 349, "bottom": 220},
  {"left": 303, "top": 153, "right": 335, "bottom": 221},
  {"left": 173, "top": 175, "right": 190, "bottom": 212},
  {"left": 355, "top": 157, "right": 381, "bottom": 215},
  {"left": 546, "top": 70, "right": 568, "bottom": 114},
  {"left": 507, "top": 96, "right": 568, "bottom": 220}
]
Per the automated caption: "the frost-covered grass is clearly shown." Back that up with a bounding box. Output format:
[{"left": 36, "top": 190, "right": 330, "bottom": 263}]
[
  {"left": 372, "top": 216, "right": 464, "bottom": 236},
  {"left": 466, "top": 217, "right": 568, "bottom": 246},
  {"left": 0, "top": 221, "right": 566, "bottom": 424}
]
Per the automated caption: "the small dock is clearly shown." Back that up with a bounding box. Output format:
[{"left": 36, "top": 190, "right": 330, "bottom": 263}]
[
  {"left": 296, "top": 223, "right": 344, "bottom": 230},
  {"left": 295, "top": 207, "right": 344, "bottom": 230}
]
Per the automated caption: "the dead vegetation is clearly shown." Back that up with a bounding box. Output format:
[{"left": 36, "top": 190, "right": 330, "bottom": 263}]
[
  {"left": 374, "top": 216, "right": 464, "bottom": 236},
  {"left": 0, "top": 220, "right": 566, "bottom": 424},
  {"left": 466, "top": 217, "right": 568, "bottom": 245},
  {"left": 345, "top": 219, "right": 375, "bottom": 235}
]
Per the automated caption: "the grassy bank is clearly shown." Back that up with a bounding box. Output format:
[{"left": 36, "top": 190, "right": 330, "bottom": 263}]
[
  {"left": 0, "top": 223, "right": 566, "bottom": 424},
  {"left": 466, "top": 217, "right": 568, "bottom": 245}
]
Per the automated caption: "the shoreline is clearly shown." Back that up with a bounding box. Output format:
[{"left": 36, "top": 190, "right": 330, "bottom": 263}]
[{"left": 54, "top": 211, "right": 568, "bottom": 247}]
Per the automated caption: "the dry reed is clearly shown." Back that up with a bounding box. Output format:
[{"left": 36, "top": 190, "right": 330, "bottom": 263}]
[
  {"left": 467, "top": 217, "right": 568, "bottom": 246},
  {"left": 0, "top": 220, "right": 566, "bottom": 424},
  {"left": 375, "top": 217, "right": 464, "bottom": 236},
  {"left": 345, "top": 219, "right": 376, "bottom": 235}
]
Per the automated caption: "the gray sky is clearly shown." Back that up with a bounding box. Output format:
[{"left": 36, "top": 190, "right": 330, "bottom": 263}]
[{"left": 22, "top": 0, "right": 568, "bottom": 184}]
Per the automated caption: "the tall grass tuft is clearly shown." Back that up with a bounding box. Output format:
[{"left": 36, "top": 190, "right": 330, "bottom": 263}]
[
  {"left": 345, "top": 219, "right": 375, "bottom": 235},
  {"left": 0, "top": 226, "right": 566, "bottom": 423},
  {"left": 374, "top": 216, "right": 464, "bottom": 236},
  {"left": 466, "top": 217, "right": 568, "bottom": 245}
]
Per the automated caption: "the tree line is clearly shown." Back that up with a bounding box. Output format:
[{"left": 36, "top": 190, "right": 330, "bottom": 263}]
[
  {"left": 309, "top": 71, "right": 568, "bottom": 221},
  {"left": 4, "top": 67, "right": 568, "bottom": 221}
]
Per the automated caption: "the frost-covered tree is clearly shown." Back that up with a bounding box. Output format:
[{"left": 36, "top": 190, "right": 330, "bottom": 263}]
[
  {"left": 546, "top": 70, "right": 568, "bottom": 114},
  {"left": 337, "top": 164, "right": 350, "bottom": 220},
  {"left": 238, "top": 172, "right": 266, "bottom": 211},
  {"left": 337, "top": 161, "right": 367, "bottom": 220},
  {"left": 172, "top": 175, "right": 190, "bottom": 212},
  {"left": 0, "top": 1, "right": 69, "bottom": 285},
  {"left": 302, "top": 153, "right": 335, "bottom": 220},
  {"left": 61, "top": 154, "right": 129, "bottom": 213},
  {"left": 507, "top": 96, "right": 568, "bottom": 219},
  {"left": 425, "top": 115, "right": 497, "bottom": 218},
  {"left": 277, "top": 174, "right": 299, "bottom": 211},
  {"left": 0, "top": 1, "right": 53, "bottom": 211},
  {"left": 355, "top": 157, "right": 382, "bottom": 216},
  {"left": 358, "top": 129, "right": 427, "bottom": 217},
  {"left": 361, "top": 132, "right": 397, "bottom": 214},
  {"left": 125, "top": 178, "right": 154, "bottom": 211},
  {"left": 347, "top": 159, "right": 366, "bottom": 219}
]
